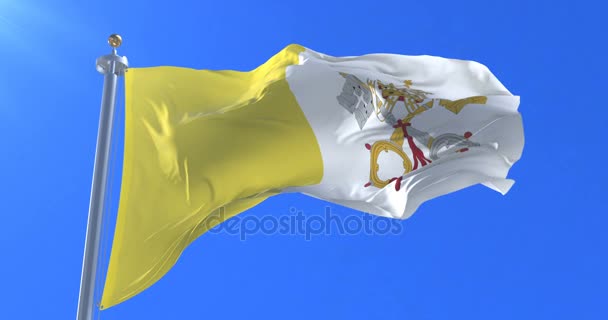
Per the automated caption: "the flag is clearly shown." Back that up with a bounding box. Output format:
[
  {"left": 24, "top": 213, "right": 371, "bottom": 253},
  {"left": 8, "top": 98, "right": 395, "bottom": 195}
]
[{"left": 100, "top": 44, "right": 524, "bottom": 308}]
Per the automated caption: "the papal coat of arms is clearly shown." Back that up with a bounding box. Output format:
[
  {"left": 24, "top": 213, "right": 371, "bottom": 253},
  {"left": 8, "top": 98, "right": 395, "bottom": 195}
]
[{"left": 336, "top": 73, "right": 488, "bottom": 191}]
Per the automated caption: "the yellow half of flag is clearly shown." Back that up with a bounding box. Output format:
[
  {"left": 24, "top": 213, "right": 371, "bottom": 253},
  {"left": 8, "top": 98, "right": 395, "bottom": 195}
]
[{"left": 100, "top": 44, "right": 323, "bottom": 309}]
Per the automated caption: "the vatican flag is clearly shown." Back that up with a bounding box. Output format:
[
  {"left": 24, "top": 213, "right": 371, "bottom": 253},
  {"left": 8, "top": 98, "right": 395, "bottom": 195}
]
[{"left": 100, "top": 44, "right": 524, "bottom": 308}]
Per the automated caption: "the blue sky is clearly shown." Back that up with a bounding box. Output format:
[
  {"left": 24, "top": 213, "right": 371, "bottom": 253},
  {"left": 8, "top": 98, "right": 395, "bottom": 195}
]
[{"left": 1, "top": 0, "right": 606, "bottom": 319}]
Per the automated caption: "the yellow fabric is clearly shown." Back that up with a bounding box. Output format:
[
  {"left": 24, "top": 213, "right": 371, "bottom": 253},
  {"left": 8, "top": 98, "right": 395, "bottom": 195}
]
[{"left": 100, "top": 44, "right": 323, "bottom": 309}]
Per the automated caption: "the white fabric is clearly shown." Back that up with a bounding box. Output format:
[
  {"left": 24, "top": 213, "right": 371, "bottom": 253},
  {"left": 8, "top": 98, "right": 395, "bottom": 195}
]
[{"left": 285, "top": 48, "right": 524, "bottom": 219}]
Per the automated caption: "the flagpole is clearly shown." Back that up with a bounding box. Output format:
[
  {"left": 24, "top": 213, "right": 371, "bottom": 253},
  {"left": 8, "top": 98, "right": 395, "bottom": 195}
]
[{"left": 76, "top": 34, "right": 128, "bottom": 320}]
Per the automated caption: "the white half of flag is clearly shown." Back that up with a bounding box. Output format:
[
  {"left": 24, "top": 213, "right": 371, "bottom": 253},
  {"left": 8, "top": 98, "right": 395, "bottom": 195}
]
[{"left": 284, "top": 48, "right": 524, "bottom": 219}]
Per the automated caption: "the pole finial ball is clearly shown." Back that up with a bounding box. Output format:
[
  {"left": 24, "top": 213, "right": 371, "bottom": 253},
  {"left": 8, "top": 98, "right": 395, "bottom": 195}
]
[{"left": 108, "top": 34, "right": 122, "bottom": 48}]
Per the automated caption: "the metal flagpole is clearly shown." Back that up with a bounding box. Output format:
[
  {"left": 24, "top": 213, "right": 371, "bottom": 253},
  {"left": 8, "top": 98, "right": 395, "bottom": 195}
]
[{"left": 76, "top": 34, "right": 128, "bottom": 320}]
